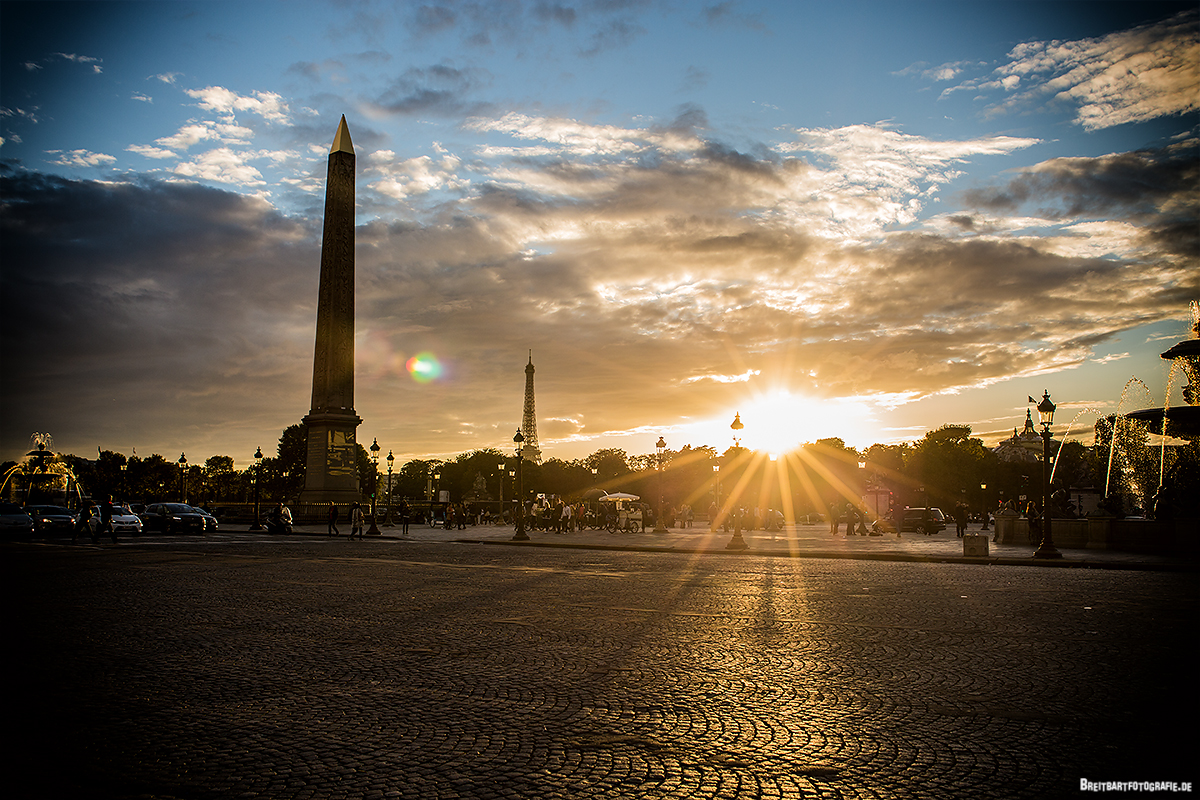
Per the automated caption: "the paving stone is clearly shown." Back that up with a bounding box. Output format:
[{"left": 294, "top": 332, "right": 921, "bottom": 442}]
[{"left": 6, "top": 537, "right": 1197, "bottom": 798}]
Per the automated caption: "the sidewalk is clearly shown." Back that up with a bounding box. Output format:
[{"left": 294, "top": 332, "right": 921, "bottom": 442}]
[{"left": 291, "top": 520, "right": 1197, "bottom": 571}]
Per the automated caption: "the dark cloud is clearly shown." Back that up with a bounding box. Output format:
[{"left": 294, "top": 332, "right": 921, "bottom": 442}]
[
  {"left": 371, "top": 64, "right": 492, "bottom": 116},
  {"left": 965, "top": 140, "right": 1199, "bottom": 219},
  {"left": 580, "top": 18, "right": 646, "bottom": 56},
  {"left": 0, "top": 166, "right": 317, "bottom": 458}
]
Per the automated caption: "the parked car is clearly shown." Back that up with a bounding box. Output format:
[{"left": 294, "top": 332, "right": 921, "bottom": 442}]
[
  {"left": 140, "top": 503, "right": 215, "bottom": 534},
  {"left": 1, "top": 502, "right": 34, "bottom": 538},
  {"left": 26, "top": 505, "right": 75, "bottom": 534},
  {"left": 189, "top": 506, "right": 219, "bottom": 531},
  {"left": 899, "top": 507, "right": 947, "bottom": 535}
]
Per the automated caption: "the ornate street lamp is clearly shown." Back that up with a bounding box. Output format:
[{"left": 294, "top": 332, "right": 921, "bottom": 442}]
[
  {"left": 1032, "top": 391, "right": 1062, "bottom": 559},
  {"left": 178, "top": 453, "right": 188, "bottom": 503},
  {"left": 250, "top": 447, "right": 264, "bottom": 531},
  {"left": 385, "top": 450, "right": 395, "bottom": 526},
  {"left": 497, "top": 462, "right": 506, "bottom": 523},
  {"left": 711, "top": 465, "right": 721, "bottom": 531},
  {"left": 980, "top": 483, "right": 990, "bottom": 531},
  {"left": 654, "top": 436, "right": 669, "bottom": 532},
  {"left": 367, "top": 438, "right": 382, "bottom": 534},
  {"left": 512, "top": 429, "right": 528, "bottom": 541},
  {"left": 726, "top": 413, "right": 748, "bottom": 550}
]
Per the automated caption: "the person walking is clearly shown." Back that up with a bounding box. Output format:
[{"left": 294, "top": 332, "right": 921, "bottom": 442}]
[
  {"left": 100, "top": 496, "right": 117, "bottom": 544},
  {"left": 327, "top": 503, "right": 340, "bottom": 536},
  {"left": 954, "top": 502, "right": 968, "bottom": 538},
  {"left": 72, "top": 501, "right": 95, "bottom": 545},
  {"left": 350, "top": 502, "right": 364, "bottom": 540}
]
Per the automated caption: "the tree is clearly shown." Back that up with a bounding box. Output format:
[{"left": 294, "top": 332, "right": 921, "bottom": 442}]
[
  {"left": 204, "top": 456, "right": 236, "bottom": 502},
  {"left": 276, "top": 423, "right": 308, "bottom": 500},
  {"left": 905, "top": 426, "right": 992, "bottom": 511}
]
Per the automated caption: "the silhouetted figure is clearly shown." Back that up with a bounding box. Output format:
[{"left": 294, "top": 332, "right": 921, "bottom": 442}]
[
  {"left": 327, "top": 503, "right": 340, "bottom": 536},
  {"left": 350, "top": 502, "right": 364, "bottom": 540},
  {"left": 100, "top": 497, "right": 116, "bottom": 544},
  {"left": 399, "top": 500, "right": 410, "bottom": 535},
  {"left": 73, "top": 501, "right": 95, "bottom": 545}
]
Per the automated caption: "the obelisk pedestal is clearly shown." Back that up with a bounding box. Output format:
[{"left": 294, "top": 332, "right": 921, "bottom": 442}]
[{"left": 300, "top": 116, "right": 362, "bottom": 504}]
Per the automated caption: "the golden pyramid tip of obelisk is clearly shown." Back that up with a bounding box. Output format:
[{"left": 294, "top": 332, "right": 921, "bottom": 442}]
[{"left": 330, "top": 115, "right": 354, "bottom": 155}]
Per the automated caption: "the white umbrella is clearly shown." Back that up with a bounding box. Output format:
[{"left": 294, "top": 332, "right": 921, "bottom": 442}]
[{"left": 599, "top": 492, "right": 640, "bottom": 501}]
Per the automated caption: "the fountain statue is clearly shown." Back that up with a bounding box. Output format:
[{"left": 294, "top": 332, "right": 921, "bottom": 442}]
[{"left": 0, "top": 433, "right": 85, "bottom": 508}]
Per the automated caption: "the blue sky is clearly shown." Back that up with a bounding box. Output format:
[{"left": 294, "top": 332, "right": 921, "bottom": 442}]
[{"left": 2, "top": 0, "right": 1196, "bottom": 468}]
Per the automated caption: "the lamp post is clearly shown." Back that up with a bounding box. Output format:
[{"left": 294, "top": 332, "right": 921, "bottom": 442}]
[
  {"left": 385, "top": 451, "right": 394, "bottom": 525},
  {"left": 980, "top": 483, "right": 990, "bottom": 531},
  {"left": 512, "top": 429, "right": 528, "bottom": 541},
  {"left": 250, "top": 447, "right": 264, "bottom": 531},
  {"left": 654, "top": 436, "right": 668, "bottom": 532},
  {"left": 1033, "top": 391, "right": 1062, "bottom": 559},
  {"left": 178, "top": 453, "right": 188, "bottom": 503},
  {"left": 711, "top": 465, "right": 721, "bottom": 531},
  {"left": 725, "top": 413, "right": 748, "bottom": 550},
  {"left": 497, "top": 462, "right": 507, "bottom": 523},
  {"left": 367, "top": 438, "right": 382, "bottom": 534}
]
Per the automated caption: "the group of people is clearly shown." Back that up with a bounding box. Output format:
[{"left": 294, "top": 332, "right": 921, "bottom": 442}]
[
  {"left": 325, "top": 502, "right": 368, "bottom": 539},
  {"left": 828, "top": 502, "right": 871, "bottom": 536}
]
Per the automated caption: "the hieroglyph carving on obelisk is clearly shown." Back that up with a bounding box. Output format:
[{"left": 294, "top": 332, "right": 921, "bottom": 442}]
[{"left": 300, "top": 116, "right": 363, "bottom": 503}]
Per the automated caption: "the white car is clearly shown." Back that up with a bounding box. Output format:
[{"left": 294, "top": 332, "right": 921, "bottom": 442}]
[{"left": 83, "top": 504, "right": 144, "bottom": 536}]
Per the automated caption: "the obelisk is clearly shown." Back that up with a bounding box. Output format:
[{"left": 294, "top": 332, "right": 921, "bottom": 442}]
[{"left": 300, "top": 115, "right": 362, "bottom": 504}]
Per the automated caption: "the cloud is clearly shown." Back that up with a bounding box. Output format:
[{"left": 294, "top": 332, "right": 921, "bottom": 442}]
[
  {"left": 54, "top": 52, "right": 103, "bottom": 73},
  {"left": 46, "top": 149, "right": 116, "bottom": 168},
  {"left": 963, "top": 139, "right": 1199, "bottom": 260},
  {"left": 368, "top": 64, "right": 492, "bottom": 117},
  {"left": 131, "top": 93, "right": 153, "bottom": 103},
  {"left": 185, "top": 86, "right": 291, "bottom": 124},
  {"left": 1, "top": 106, "right": 40, "bottom": 124},
  {"left": 943, "top": 10, "right": 1199, "bottom": 129},
  {"left": 171, "top": 148, "right": 268, "bottom": 185},
  {"left": 366, "top": 150, "right": 466, "bottom": 199},
  {"left": 0, "top": 169, "right": 313, "bottom": 457},
  {"left": 3, "top": 110, "right": 1194, "bottom": 461}
]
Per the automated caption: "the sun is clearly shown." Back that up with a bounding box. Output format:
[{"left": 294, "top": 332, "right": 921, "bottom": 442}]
[{"left": 688, "top": 391, "right": 873, "bottom": 455}]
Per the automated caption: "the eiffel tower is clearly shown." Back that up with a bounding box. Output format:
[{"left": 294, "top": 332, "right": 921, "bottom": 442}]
[{"left": 520, "top": 351, "right": 542, "bottom": 464}]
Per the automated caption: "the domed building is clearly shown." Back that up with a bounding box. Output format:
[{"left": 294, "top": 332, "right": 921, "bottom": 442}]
[{"left": 992, "top": 409, "right": 1059, "bottom": 464}]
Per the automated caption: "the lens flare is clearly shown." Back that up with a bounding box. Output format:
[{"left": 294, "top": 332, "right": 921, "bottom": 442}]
[{"left": 406, "top": 352, "right": 443, "bottom": 383}]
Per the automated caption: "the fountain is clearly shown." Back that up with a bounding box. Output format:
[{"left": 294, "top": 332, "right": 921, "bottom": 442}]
[
  {"left": 0, "top": 433, "right": 86, "bottom": 508},
  {"left": 1108, "top": 302, "right": 1200, "bottom": 536},
  {"left": 1124, "top": 302, "right": 1200, "bottom": 440}
]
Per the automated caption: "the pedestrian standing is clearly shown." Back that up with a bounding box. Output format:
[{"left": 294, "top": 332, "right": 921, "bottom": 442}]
[
  {"left": 350, "top": 502, "right": 364, "bottom": 540},
  {"left": 327, "top": 503, "right": 340, "bottom": 536},
  {"left": 399, "top": 500, "right": 410, "bottom": 535}
]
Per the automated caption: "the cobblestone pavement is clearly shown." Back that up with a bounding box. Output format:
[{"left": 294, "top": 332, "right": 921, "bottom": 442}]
[{"left": 8, "top": 535, "right": 1196, "bottom": 800}]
